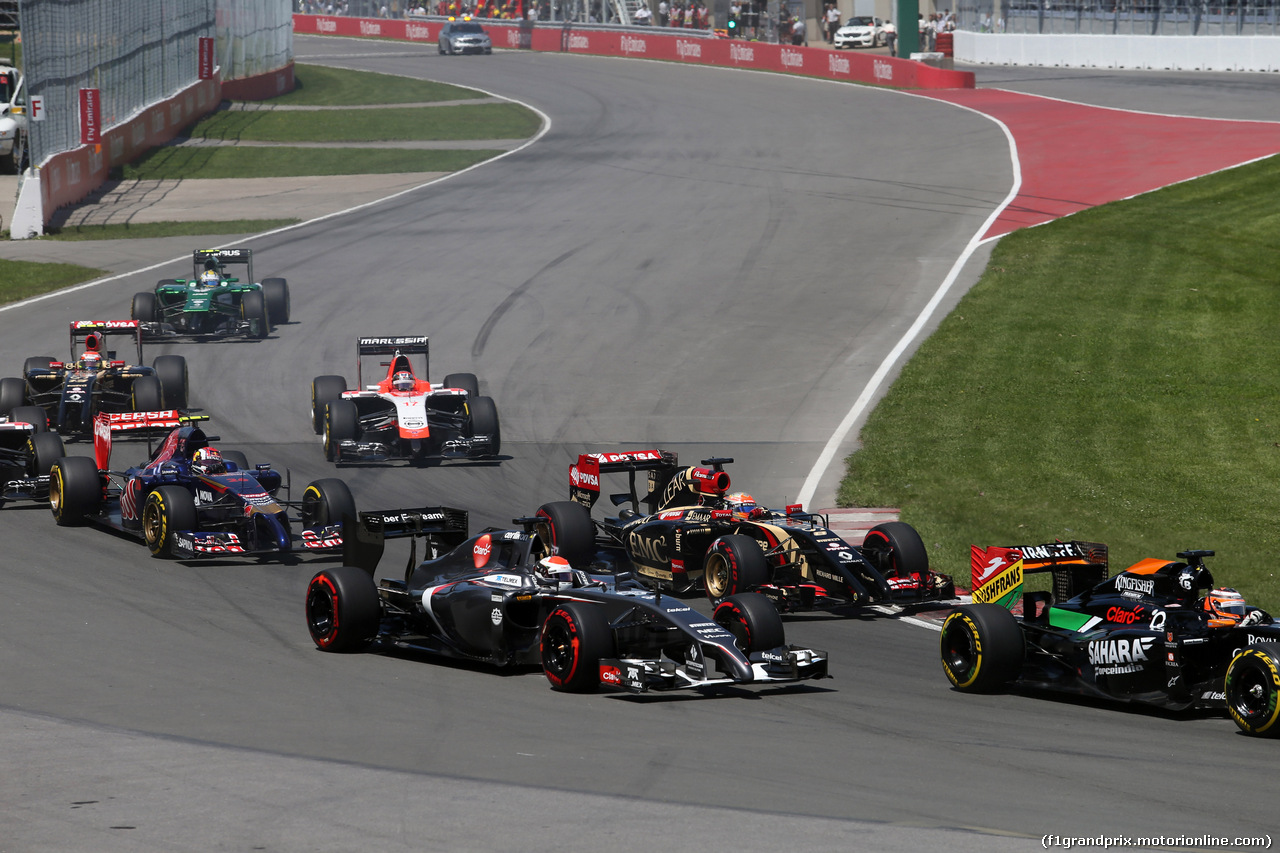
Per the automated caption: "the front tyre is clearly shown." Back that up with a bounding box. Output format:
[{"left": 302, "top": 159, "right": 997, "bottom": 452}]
[
  {"left": 324, "top": 399, "right": 360, "bottom": 462},
  {"left": 713, "top": 592, "right": 785, "bottom": 653},
  {"left": 862, "top": 521, "right": 930, "bottom": 585},
  {"left": 132, "top": 291, "right": 158, "bottom": 323},
  {"left": 241, "top": 290, "right": 271, "bottom": 339},
  {"left": 467, "top": 395, "right": 501, "bottom": 457},
  {"left": 262, "top": 278, "right": 290, "bottom": 324},
  {"left": 49, "top": 456, "right": 103, "bottom": 525},
  {"left": 1226, "top": 643, "right": 1280, "bottom": 737},
  {"left": 131, "top": 376, "right": 164, "bottom": 413},
  {"left": 10, "top": 405, "right": 48, "bottom": 433},
  {"left": 311, "top": 375, "right": 348, "bottom": 435},
  {"left": 442, "top": 372, "right": 480, "bottom": 398},
  {"left": 541, "top": 601, "right": 614, "bottom": 692},
  {"left": 940, "top": 604, "right": 1024, "bottom": 692},
  {"left": 0, "top": 376, "right": 26, "bottom": 414},
  {"left": 534, "top": 500, "right": 594, "bottom": 566},
  {"left": 703, "top": 534, "right": 768, "bottom": 603},
  {"left": 151, "top": 355, "right": 189, "bottom": 409},
  {"left": 306, "top": 566, "right": 381, "bottom": 652},
  {"left": 302, "top": 478, "right": 356, "bottom": 528},
  {"left": 142, "top": 485, "right": 198, "bottom": 558},
  {"left": 27, "top": 431, "right": 64, "bottom": 475}
]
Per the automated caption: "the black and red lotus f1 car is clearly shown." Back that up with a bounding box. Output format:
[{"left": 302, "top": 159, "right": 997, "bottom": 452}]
[
  {"left": 941, "top": 540, "right": 1280, "bottom": 736},
  {"left": 534, "top": 448, "right": 955, "bottom": 613},
  {"left": 305, "top": 503, "right": 829, "bottom": 693},
  {"left": 0, "top": 406, "right": 63, "bottom": 507}
]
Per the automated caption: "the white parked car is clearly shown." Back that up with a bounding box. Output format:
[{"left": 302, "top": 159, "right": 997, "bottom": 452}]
[
  {"left": 833, "top": 16, "right": 885, "bottom": 49},
  {"left": 0, "top": 62, "right": 26, "bottom": 172}
]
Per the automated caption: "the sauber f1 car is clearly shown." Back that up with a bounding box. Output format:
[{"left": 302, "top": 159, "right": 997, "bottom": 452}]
[
  {"left": 47, "top": 410, "right": 353, "bottom": 559},
  {"left": 305, "top": 503, "right": 829, "bottom": 693},
  {"left": 535, "top": 449, "right": 954, "bottom": 613},
  {"left": 131, "top": 249, "right": 290, "bottom": 340},
  {"left": 0, "top": 406, "right": 64, "bottom": 507},
  {"left": 940, "top": 540, "right": 1280, "bottom": 736},
  {"left": 1, "top": 321, "right": 188, "bottom": 436},
  {"left": 310, "top": 336, "right": 500, "bottom": 465}
]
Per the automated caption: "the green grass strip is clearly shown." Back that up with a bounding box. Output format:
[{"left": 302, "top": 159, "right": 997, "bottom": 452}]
[
  {"left": 188, "top": 104, "right": 540, "bottom": 143},
  {"left": 839, "top": 154, "right": 1280, "bottom": 611},
  {"left": 0, "top": 257, "right": 108, "bottom": 305},
  {"left": 43, "top": 219, "right": 302, "bottom": 241},
  {"left": 123, "top": 146, "right": 503, "bottom": 180},
  {"left": 264, "top": 64, "right": 480, "bottom": 106}
]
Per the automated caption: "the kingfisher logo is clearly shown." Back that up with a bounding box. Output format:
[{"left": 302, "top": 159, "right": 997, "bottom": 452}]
[
  {"left": 729, "top": 43, "right": 754, "bottom": 62},
  {"left": 828, "top": 53, "right": 849, "bottom": 75},
  {"left": 568, "top": 34, "right": 589, "bottom": 50},
  {"left": 873, "top": 59, "right": 893, "bottom": 81},
  {"left": 360, "top": 21, "right": 382, "bottom": 35},
  {"left": 316, "top": 17, "right": 337, "bottom": 33},
  {"left": 621, "top": 35, "right": 646, "bottom": 54},
  {"left": 407, "top": 24, "right": 431, "bottom": 40},
  {"left": 780, "top": 49, "right": 803, "bottom": 68},
  {"left": 676, "top": 40, "right": 702, "bottom": 59}
]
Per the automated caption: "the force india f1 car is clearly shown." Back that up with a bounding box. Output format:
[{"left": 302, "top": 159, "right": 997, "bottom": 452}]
[
  {"left": 940, "top": 540, "right": 1280, "bottom": 736},
  {"left": 310, "top": 336, "right": 500, "bottom": 465},
  {"left": 1, "top": 321, "right": 189, "bottom": 436},
  {"left": 534, "top": 449, "right": 955, "bottom": 613},
  {"left": 0, "top": 406, "right": 64, "bottom": 507},
  {"left": 47, "top": 410, "right": 353, "bottom": 559},
  {"left": 305, "top": 504, "right": 829, "bottom": 693},
  {"left": 131, "top": 249, "right": 290, "bottom": 340}
]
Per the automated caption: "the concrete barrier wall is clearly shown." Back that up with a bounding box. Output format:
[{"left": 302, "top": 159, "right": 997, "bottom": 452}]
[
  {"left": 955, "top": 30, "right": 1280, "bottom": 72},
  {"left": 294, "top": 14, "right": 976, "bottom": 90}
]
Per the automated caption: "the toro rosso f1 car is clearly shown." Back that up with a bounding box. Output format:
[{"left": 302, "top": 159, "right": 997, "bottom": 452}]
[
  {"left": 47, "top": 410, "right": 354, "bottom": 559},
  {"left": 940, "top": 540, "right": 1280, "bottom": 736},
  {"left": 0, "top": 406, "right": 64, "bottom": 507},
  {"left": 131, "top": 249, "right": 290, "bottom": 340},
  {"left": 1, "top": 321, "right": 188, "bottom": 436},
  {"left": 310, "top": 336, "right": 500, "bottom": 465},
  {"left": 536, "top": 449, "right": 955, "bottom": 612},
  {"left": 305, "top": 503, "right": 829, "bottom": 693}
]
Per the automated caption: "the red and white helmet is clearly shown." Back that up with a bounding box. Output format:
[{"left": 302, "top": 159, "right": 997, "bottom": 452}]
[
  {"left": 192, "top": 446, "right": 226, "bottom": 475},
  {"left": 537, "top": 555, "right": 573, "bottom": 584},
  {"left": 392, "top": 371, "right": 415, "bottom": 392}
]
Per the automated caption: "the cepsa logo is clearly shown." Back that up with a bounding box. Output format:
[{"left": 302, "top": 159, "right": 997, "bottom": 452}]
[
  {"left": 316, "top": 17, "right": 337, "bottom": 33},
  {"left": 473, "top": 533, "right": 493, "bottom": 568}
]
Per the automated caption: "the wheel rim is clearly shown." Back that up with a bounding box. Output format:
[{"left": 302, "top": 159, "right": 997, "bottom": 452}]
[
  {"left": 714, "top": 604, "right": 750, "bottom": 652},
  {"left": 941, "top": 618, "right": 978, "bottom": 679},
  {"left": 306, "top": 581, "right": 337, "bottom": 643},
  {"left": 49, "top": 467, "right": 64, "bottom": 516},
  {"left": 542, "top": 617, "right": 576, "bottom": 678},
  {"left": 1231, "top": 663, "right": 1272, "bottom": 723},
  {"left": 705, "top": 552, "right": 730, "bottom": 599},
  {"left": 302, "top": 486, "right": 322, "bottom": 527},
  {"left": 142, "top": 497, "right": 164, "bottom": 548}
]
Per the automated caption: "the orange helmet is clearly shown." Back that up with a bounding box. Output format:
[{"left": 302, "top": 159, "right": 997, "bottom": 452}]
[{"left": 1201, "top": 587, "right": 1247, "bottom": 627}]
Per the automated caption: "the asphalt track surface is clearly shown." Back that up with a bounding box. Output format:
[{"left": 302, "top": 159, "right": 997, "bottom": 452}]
[{"left": 4, "top": 42, "right": 1280, "bottom": 851}]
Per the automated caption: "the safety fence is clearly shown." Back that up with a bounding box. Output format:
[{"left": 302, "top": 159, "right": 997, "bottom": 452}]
[{"left": 954, "top": 0, "right": 1280, "bottom": 35}]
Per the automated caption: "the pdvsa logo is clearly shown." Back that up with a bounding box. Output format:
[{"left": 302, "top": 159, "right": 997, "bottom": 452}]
[
  {"left": 360, "top": 21, "right": 382, "bottom": 35},
  {"left": 873, "top": 59, "right": 893, "bottom": 81},
  {"left": 827, "top": 53, "right": 849, "bottom": 74},
  {"left": 676, "top": 40, "right": 702, "bottom": 59},
  {"left": 570, "top": 467, "right": 600, "bottom": 488},
  {"left": 621, "top": 35, "right": 646, "bottom": 54},
  {"left": 316, "top": 17, "right": 337, "bottom": 32},
  {"left": 729, "top": 43, "right": 754, "bottom": 62},
  {"left": 780, "top": 49, "right": 803, "bottom": 68}
]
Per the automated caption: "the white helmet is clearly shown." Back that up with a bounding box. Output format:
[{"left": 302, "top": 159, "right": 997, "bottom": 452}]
[{"left": 537, "top": 555, "right": 573, "bottom": 585}]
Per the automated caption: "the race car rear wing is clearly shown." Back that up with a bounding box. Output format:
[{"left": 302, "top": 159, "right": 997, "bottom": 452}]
[
  {"left": 343, "top": 506, "right": 470, "bottom": 578},
  {"left": 92, "top": 410, "right": 207, "bottom": 471},
  {"left": 356, "top": 336, "right": 430, "bottom": 387},
  {"left": 970, "top": 540, "right": 1109, "bottom": 610},
  {"left": 193, "top": 248, "right": 252, "bottom": 280},
  {"left": 569, "top": 449, "right": 680, "bottom": 514},
  {"left": 68, "top": 320, "right": 143, "bottom": 364}
]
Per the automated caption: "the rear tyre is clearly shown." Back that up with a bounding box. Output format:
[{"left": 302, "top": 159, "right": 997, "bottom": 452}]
[
  {"left": 262, "top": 278, "right": 290, "bottom": 324},
  {"left": 940, "top": 603, "right": 1025, "bottom": 692},
  {"left": 22, "top": 356, "right": 55, "bottom": 375},
  {"left": 467, "top": 395, "right": 500, "bottom": 457},
  {"left": 49, "top": 456, "right": 103, "bottom": 525},
  {"left": 241, "top": 290, "right": 270, "bottom": 339},
  {"left": 1226, "top": 643, "right": 1280, "bottom": 737},
  {"left": 442, "top": 372, "right": 480, "bottom": 398},
  {"left": 703, "top": 534, "right": 768, "bottom": 602},
  {"left": 324, "top": 400, "right": 360, "bottom": 462},
  {"left": 142, "top": 485, "right": 198, "bottom": 558},
  {"left": 0, "top": 376, "right": 26, "bottom": 414},
  {"left": 311, "top": 375, "right": 347, "bottom": 435},
  {"left": 27, "top": 431, "right": 64, "bottom": 475},
  {"left": 306, "top": 566, "right": 381, "bottom": 652},
  {"left": 534, "top": 500, "right": 594, "bottom": 566},
  {"left": 131, "top": 292, "right": 158, "bottom": 323},
  {"left": 10, "top": 405, "right": 48, "bottom": 433},
  {"left": 862, "top": 521, "right": 930, "bottom": 584},
  {"left": 541, "top": 601, "right": 614, "bottom": 692},
  {"left": 302, "top": 478, "right": 356, "bottom": 528},
  {"left": 131, "top": 376, "right": 164, "bottom": 413},
  {"left": 151, "top": 355, "right": 189, "bottom": 409},
  {"left": 714, "top": 592, "right": 785, "bottom": 653}
]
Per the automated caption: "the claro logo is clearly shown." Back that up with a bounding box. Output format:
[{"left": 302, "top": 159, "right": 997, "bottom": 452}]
[
  {"left": 676, "top": 40, "right": 702, "bottom": 58},
  {"left": 621, "top": 35, "right": 647, "bottom": 54},
  {"left": 873, "top": 59, "right": 893, "bottom": 81}
]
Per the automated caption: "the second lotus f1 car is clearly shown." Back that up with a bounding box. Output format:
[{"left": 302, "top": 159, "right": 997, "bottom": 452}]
[{"left": 305, "top": 504, "right": 829, "bottom": 693}]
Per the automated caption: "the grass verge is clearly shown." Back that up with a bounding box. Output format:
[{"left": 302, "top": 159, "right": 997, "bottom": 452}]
[
  {"left": 187, "top": 103, "right": 540, "bottom": 143},
  {"left": 838, "top": 154, "right": 1280, "bottom": 611},
  {"left": 122, "top": 146, "right": 502, "bottom": 180},
  {"left": 268, "top": 64, "right": 481, "bottom": 105},
  {"left": 0, "top": 258, "right": 108, "bottom": 306}
]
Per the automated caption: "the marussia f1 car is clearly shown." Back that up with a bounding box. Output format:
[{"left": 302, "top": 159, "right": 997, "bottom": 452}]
[
  {"left": 131, "top": 248, "right": 290, "bottom": 340},
  {"left": 47, "top": 410, "right": 354, "bottom": 559},
  {"left": 533, "top": 449, "right": 955, "bottom": 612},
  {"left": 940, "top": 539, "right": 1280, "bottom": 736},
  {"left": 0, "top": 406, "right": 64, "bottom": 507},
  {"left": 0, "top": 320, "right": 188, "bottom": 436},
  {"left": 305, "top": 504, "right": 829, "bottom": 693},
  {"left": 310, "top": 335, "right": 500, "bottom": 465}
]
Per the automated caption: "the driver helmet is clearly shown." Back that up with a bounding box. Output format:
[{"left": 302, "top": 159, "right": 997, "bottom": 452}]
[
  {"left": 536, "top": 555, "right": 573, "bottom": 585},
  {"left": 725, "top": 491, "right": 764, "bottom": 519},
  {"left": 392, "top": 370, "right": 415, "bottom": 392},
  {"left": 79, "top": 351, "right": 103, "bottom": 371},
  {"left": 199, "top": 269, "right": 220, "bottom": 287},
  {"left": 1200, "top": 587, "right": 1248, "bottom": 627},
  {"left": 191, "top": 446, "right": 226, "bottom": 476}
]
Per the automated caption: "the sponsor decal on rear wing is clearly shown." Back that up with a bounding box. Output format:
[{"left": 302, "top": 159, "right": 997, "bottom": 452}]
[
  {"left": 194, "top": 248, "right": 252, "bottom": 265},
  {"left": 343, "top": 506, "right": 470, "bottom": 575},
  {"left": 570, "top": 450, "right": 678, "bottom": 510},
  {"left": 970, "top": 540, "right": 1109, "bottom": 610},
  {"left": 357, "top": 336, "right": 431, "bottom": 356},
  {"left": 70, "top": 320, "right": 141, "bottom": 334},
  {"left": 92, "top": 411, "right": 207, "bottom": 470}
]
